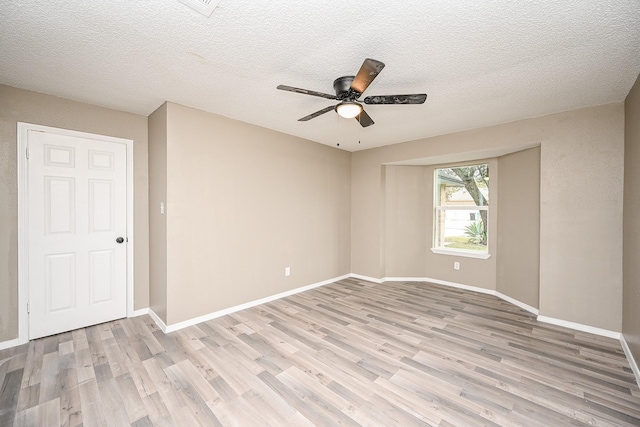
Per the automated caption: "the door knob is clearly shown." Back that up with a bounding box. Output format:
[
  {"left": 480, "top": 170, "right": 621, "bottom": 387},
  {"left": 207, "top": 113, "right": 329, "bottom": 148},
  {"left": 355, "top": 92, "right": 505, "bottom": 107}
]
[{"left": 116, "top": 237, "right": 124, "bottom": 244}]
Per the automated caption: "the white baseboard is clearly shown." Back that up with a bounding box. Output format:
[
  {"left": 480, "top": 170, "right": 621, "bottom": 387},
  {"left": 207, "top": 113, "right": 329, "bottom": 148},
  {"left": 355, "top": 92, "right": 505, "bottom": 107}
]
[
  {"left": 376, "top": 276, "right": 618, "bottom": 340},
  {"left": 620, "top": 334, "right": 640, "bottom": 389},
  {"left": 151, "top": 274, "right": 351, "bottom": 334},
  {"left": 129, "top": 308, "right": 149, "bottom": 317},
  {"left": 369, "top": 275, "right": 496, "bottom": 297},
  {"left": 495, "top": 291, "right": 539, "bottom": 315},
  {"left": 380, "top": 277, "right": 537, "bottom": 315},
  {"left": 368, "top": 276, "right": 539, "bottom": 315},
  {"left": 0, "top": 271, "right": 625, "bottom": 366},
  {"left": 381, "top": 276, "right": 430, "bottom": 283},
  {"left": 537, "top": 315, "right": 621, "bottom": 340},
  {"left": 0, "top": 336, "right": 26, "bottom": 351},
  {"left": 349, "top": 273, "right": 383, "bottom": 284},
  {"left": 405, "top": 277, "right": 495, "bottom": 296},
  {"left": 148, "top": 308, "right": 168, "bottom": 333}
]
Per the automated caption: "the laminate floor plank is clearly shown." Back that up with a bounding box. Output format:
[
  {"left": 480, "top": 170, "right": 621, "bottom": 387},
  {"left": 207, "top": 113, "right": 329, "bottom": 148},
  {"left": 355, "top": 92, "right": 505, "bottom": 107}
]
[
  {"left": 260, "top": 369, "right": 360, "bottom": 427},
  {"left": 237, "top": 332, "right": 292, "bottom": 373},
  {"left": 74, "top": 346, "right": 96, "bottom": 385},
  {"left": 99, "top": 377, "right": 133, "bottom": 426},
  {"left": 163, "top": 363, "right": 223, "bottom": 427},
  {"left": 2, "top": 279, "right": 640, "bottom": 426},
  {"left": 14, "top": 396, "right": 60, "bottom": 427},
  {"left": 77, "top": 379, "right": 107, "bottom": 427},
  {"left": 141, "top": 357, "right": 185, "bottom": 418},
  {"left": 116, "top": 372, "right": 149, "bottom": 424},
  {"left": 170, "top": 335, "right": 219, "bottom": 382},
  {"left": 237, "top": 385, "right": 302, "bottom": 426},
  {"left": 0, "top": 368, "right": 23, "bottom": 426},
  {"left": 140, "top": 391, "right": 175, "bottom": 427},
  {"left": 288, "top": 347, "right": 376, "bottom": 400},
  {"left": 58, "top": 359, "right": 82, "bottom": 427},
  {"left": 103, "top": 336, "right": 129, "bottom": 378},
  {"left": 20, "top": 340, "right": 43, "bottom": 389}
]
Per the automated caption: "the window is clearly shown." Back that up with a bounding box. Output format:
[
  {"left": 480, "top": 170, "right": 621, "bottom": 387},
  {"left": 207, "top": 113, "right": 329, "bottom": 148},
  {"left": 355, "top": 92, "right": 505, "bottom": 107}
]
[{"left": 433, "top": 163, "right": 490, "bottom": 258}]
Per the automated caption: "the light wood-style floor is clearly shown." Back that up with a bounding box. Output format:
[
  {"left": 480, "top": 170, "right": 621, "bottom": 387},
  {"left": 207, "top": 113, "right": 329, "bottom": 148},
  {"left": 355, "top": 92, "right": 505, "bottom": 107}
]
[{"left": 1, "top": 278, "right": 639, "bottom": 426}]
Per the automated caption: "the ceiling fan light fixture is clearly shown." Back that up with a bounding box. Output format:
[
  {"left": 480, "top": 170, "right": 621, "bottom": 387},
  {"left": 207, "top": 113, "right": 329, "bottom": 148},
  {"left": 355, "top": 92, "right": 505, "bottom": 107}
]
[
  {"left": 277, "top": 58, "right": 426, "bottom": 128},
  {"left": 335, "top": 101, "right": 362, "bottom": 119}
]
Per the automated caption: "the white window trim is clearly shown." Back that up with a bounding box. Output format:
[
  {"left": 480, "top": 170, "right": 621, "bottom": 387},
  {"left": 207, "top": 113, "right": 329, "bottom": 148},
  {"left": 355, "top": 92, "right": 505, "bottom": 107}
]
[
  {"left": 430, "top": 247, "right": 491, "bottom": 259},
  {"left": 434, "top": 205, "right": 488, "bottom": 211},
  {"left": 433, "top": 164, "right": 490, "bottom": 259}
]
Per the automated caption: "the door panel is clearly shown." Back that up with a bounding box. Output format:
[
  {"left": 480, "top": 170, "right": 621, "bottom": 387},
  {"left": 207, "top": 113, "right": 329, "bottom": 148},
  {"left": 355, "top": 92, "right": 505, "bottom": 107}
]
[
  {"left": 45, "top": 177, "right": 76, "bottom": 235},
  {"left": 89, "top": 179, "right": 114, "bottom": 232},
  {"left": 44, "top": 144, "right": 75, "bottom": 167},
  {"left": 88, "top": 150, "right": 114, "bottom": 170},
  {"left": 28, "top": 130, "right": 127, "bottom": 339},
  {"left": 46, "top": 253, "right": 76, "bottom": 312},
  {"left": 89, "top": 249, "right": 115, "bottom": 304}
]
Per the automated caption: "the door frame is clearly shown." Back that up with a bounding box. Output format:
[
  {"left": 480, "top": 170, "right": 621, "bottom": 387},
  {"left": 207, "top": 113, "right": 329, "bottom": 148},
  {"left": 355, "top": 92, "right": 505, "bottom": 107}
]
[{"left": 17, "top": 122, "right": 135, "bottom": 344}]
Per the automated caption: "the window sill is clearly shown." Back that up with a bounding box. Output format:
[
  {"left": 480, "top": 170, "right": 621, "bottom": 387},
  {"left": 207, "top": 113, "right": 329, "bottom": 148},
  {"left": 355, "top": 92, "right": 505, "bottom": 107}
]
[{"left": 431, "top": 248, "right": 491, "bottom": 259}]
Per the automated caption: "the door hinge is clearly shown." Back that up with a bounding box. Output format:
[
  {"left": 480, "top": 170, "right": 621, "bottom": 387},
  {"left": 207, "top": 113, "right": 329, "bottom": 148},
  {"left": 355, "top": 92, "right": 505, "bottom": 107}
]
[
  {"left": 27, "top": 302, "right": 30, "bottom": 314},
  {"left": 26, "top": 147, "right": 29, "bottom": 159}
]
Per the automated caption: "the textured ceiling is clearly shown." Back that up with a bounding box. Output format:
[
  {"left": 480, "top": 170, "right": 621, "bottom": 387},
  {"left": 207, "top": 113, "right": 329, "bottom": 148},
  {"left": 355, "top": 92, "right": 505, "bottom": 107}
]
[{"left": 1, "top": 1, "right": 639, "bottom": 151}]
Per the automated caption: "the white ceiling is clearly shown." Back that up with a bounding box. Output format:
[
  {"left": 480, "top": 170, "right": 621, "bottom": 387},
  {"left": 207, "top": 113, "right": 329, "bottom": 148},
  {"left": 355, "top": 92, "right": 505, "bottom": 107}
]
[{"left": 2, "top": 1, "right": 639, "bottom": 152}]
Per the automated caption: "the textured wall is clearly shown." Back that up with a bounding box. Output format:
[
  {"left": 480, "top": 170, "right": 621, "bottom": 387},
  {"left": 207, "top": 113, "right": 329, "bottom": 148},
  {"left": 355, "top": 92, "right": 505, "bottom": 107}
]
[
  {"left": 0, "top": 85, "right": 149, "bottom": 343},
  {"left": 539, "top": 105, "right": 623, "bottom": 331},
  {"left": 382, "top": 160, "right": 499, "bottom": 288},
  {"left": 623, "top": 74, "right": 640, "bottom": 363},
  {"left": 148, "top": 103, "right": 168, "bottom": 324},
  {"left": 163, "top": 103, "right": 351, "bottom": 326},
  {"left": 383, "top": 166, "right": 430, "bottom": 277},
  {"left": 497, "top": 147, "right": 540, "bottom": 309},
  {"left": 352, "top": 103, "right": 624, "bottom": 331}
]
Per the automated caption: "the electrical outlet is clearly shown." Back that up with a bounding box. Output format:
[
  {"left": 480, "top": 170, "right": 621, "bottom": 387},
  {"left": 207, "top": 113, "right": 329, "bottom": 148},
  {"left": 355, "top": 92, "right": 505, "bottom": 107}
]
[
  {"left": 285, "top": 267, "right": 291, "bottom": 276},
  {"left": 454, "top": 262, "right": 460, "bottom": 270}
]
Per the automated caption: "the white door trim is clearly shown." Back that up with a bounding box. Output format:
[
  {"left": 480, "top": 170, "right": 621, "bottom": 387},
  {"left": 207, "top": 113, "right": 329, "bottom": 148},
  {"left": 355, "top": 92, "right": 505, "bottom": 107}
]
[{"left": 17, "top": 122, "right": 135, "bottom": 345}]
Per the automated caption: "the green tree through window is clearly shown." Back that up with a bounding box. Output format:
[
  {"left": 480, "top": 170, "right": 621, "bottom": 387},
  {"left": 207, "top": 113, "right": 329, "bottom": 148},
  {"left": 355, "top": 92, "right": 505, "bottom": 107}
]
[{"left": 435, "top": 164, "right": 489, "bottom": 253}]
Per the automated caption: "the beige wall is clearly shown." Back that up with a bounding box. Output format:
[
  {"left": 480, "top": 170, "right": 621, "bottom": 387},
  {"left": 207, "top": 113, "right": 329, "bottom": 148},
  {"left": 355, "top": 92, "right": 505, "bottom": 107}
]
[
  {"left": 352, "top": 103, "right": 624, "bottom": 331},
  {"left": 158, "top": 103, "right": 351, "bottom": 325},
  {"left": 382, "top": 150, "right": 540, "bottom": 306},
  {"left": 382, "top": 160, "right": 498, "bottom": 287},
  {"left": 0, "top": 85, "right": 150, "bottom": 342},
  {"left": 623, "top": 74, "right": 640, "bottom": 363},
  {"left": 148, "top": 103, "right": 168, "bottom": 323},
  {"left": 539, "top": 106, "right": 624, "bottom": 331},
  {"left": 497, "top": 147, "right": 540, "bottom": 308},
  {"left": 383, "top": 166, "right": 429, "bottom": 277}
]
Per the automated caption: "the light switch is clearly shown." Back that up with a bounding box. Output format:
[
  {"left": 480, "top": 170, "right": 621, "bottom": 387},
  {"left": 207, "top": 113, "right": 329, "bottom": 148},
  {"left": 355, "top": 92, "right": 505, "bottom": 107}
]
[{"left": 160, "top": 202, "right": 165, "bottom": 215}]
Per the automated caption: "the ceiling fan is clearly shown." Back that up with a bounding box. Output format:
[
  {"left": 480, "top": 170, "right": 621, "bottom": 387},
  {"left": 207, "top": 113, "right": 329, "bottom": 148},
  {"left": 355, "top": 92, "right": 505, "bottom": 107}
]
[{"left": 277, "top": 58, "right": 427, "bottom": 128}]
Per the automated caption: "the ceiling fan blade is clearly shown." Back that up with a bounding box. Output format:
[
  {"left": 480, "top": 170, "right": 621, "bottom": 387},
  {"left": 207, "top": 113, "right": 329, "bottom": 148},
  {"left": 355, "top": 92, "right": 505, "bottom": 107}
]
[
  {"left": 277, "top": 85, "right": 337, "bottom": 100},
  {"left": 350, "top": 58, "right": 385, "bottom": 94},
  {"left": 363, "top": 94, "right": 427, "bottom": 105},
  {"left": 298, "top": 105, "right": 335, "bottom": 121},
  {"left": 355, "top": 109, "right": 374, "bottom": 127}
]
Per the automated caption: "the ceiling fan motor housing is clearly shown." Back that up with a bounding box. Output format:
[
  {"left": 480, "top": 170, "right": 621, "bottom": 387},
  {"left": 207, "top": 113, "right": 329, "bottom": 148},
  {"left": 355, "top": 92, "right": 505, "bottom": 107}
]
[{"left": 333, "top": 76, "right": 357, "bottom": 99}]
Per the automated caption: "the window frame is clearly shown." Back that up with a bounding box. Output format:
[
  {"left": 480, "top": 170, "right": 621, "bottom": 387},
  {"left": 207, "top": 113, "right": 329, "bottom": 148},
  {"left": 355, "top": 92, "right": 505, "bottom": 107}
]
[{"left": 431, "top": 163, "right": 491, "bottom": 259}]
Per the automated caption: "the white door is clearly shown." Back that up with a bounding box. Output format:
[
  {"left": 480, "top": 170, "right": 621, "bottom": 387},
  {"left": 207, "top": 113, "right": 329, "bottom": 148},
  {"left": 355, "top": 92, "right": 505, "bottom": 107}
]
[{"left": 27, "top": 130, "right": 128, "bottom": 339}]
